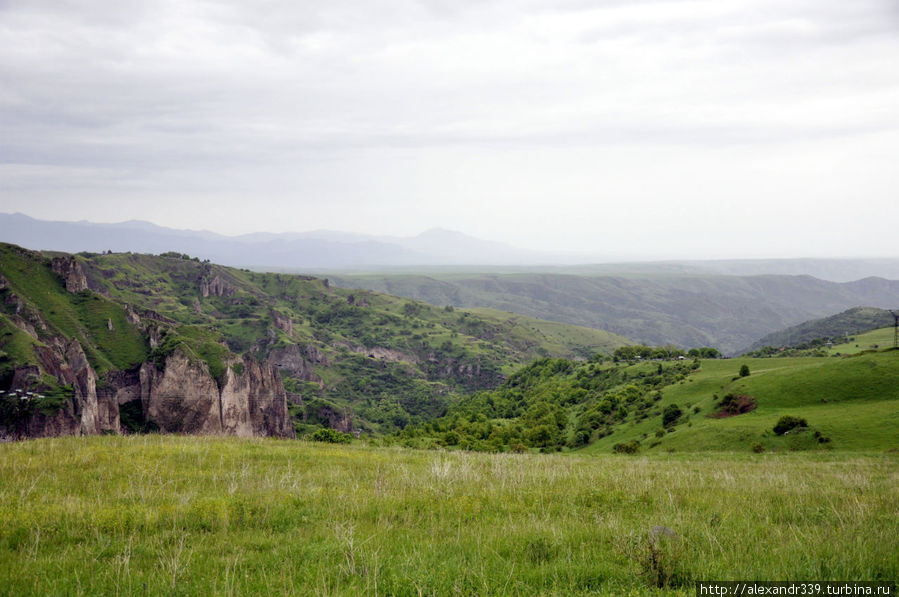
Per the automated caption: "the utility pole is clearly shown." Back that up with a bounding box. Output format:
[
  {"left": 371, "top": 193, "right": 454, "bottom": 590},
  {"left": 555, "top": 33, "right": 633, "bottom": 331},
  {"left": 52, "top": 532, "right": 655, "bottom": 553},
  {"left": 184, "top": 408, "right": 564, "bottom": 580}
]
[{"left": 891, "top": 310, "right": 899, "bottom": 349}]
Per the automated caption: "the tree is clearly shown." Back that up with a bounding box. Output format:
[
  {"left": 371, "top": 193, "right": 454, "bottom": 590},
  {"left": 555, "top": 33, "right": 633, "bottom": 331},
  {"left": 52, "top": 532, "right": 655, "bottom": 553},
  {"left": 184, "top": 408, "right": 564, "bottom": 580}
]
[
  {"left": 773, "top": 415, "right": 807, "bottom": 435},
  {"left": 739, "top": 364, "right": 750, "bottom": 377},
  {"left": 662, "top": 404, "right": 682, "bottom": 427}
]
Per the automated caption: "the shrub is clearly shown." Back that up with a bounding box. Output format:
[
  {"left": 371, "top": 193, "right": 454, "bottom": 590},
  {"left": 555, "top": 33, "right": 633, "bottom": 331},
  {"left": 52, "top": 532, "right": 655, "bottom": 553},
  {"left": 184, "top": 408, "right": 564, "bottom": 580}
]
[
  {"left": 739, "top": 364, "right": 750, "bottom": 377},
  {"left": 510, "top": 442, "right": 529, "bottom": 453},
  {"left": 623, "top": 526, "right": 685, "bottom": 589},
  {"left": 773, "top": 415, "right": 808, "bottom": 436},
  {"left": 569, "top": 429, "right": 591, "bottom": 448},
  {"left": 662, "top": 404, "right": 682, "bottom": 427},
  {"left": 308, "top": 428, "right": 352, "bottom": 443},
  {"left": 814, "top": 430, "right": 831, "bottom": 444},
  {"left": 613, "top": 441, "right": 641, "bottom": 454},
  {"left": 713, "top": 394, "right": 757, "bottom": 418},
  {"left": 751, "top": 443, "right": 765, "bottom": 453}
]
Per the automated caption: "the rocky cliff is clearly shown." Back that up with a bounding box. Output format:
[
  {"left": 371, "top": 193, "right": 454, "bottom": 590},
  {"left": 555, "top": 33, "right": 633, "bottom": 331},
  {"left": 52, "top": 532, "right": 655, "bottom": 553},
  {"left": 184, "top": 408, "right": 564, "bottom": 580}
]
[
  {"left": 137, "top": 351, "right": 293, "bottom": 437},
  {"left": 2, "top": 339, "right": 294, "bottom": 439},
  {"left": 1, "top": 242, "right": 625, "bottom": 439}
]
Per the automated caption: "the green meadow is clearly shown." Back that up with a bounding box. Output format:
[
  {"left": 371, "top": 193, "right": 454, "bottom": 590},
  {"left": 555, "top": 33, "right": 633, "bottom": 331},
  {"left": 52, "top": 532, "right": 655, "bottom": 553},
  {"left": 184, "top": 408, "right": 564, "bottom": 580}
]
[
  {"left": 583, "top": 350, "right": 899, "bottom": 454},
  {"left": 828, "top": 326, "right": 897, "bottom": 355},
  {"left": 1, "top": 436, "right": 897, "bottom": 596}
]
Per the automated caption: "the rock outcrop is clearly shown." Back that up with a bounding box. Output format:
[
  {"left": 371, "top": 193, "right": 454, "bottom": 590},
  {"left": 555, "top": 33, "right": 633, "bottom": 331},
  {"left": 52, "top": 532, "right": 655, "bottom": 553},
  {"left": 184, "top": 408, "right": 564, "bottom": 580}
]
[
  {"left": 135, "top": 350, "right": 293, "bottom": 437},
  {"left": 9, "top": 338, "right": 107, "bottom": 438},
  {"left": 266, "top": 344, "right": 324, "bottom": 386},
  {"left": 51, "top": 256, "right": 89, "bottom": 293},
  {"left": 2, "top": 335, "right": 293, "bottom": 439},
  {"left": 199, "top": 274, "right": 235, "bottom": 298},
  {"left": 220, "top": 356, "right": 293, "bottom": 437},
  {"left": 312, "top": 403, "right": 354, "bottom": 433},
  {"left": 139, "top": 352, "right": 222, "bottom": 434},
  {"left": 271, "top": 310, "right": 293, "bottom": 336}
]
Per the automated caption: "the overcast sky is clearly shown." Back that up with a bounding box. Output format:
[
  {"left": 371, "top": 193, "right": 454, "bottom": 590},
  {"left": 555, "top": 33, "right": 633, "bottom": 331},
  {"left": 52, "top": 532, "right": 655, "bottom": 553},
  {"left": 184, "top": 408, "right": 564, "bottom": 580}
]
[{"left": 1, "top": 0, "right": 898, "bottom": 260}]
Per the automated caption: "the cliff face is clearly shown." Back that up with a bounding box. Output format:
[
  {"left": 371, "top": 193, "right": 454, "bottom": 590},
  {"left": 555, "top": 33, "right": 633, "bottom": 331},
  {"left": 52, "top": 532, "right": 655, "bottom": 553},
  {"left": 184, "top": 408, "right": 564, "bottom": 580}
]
[
  {"left": 1, "top": 337, "right": 106, "bottom": 438},
  {"left": 138, "top": 351, "right": 293, "bottom": 438},
  {"left": 267, "top": 344, "right": 324, "bottom": 387},
  {"left": 51, "top": 256, "right": 89, "bottom": 293},
  {"left": 2, "top": 335, "right": 294, "bottom": 440},
  {"left": 220, "top": 356, "right": 293, "bottom": 437}
]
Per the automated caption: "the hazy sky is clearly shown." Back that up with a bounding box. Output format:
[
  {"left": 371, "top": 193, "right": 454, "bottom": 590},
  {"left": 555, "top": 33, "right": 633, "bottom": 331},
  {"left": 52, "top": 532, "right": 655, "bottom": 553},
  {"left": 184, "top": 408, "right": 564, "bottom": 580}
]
[{"left": 2, "top": 0, "right": 898, "bottom": 259}]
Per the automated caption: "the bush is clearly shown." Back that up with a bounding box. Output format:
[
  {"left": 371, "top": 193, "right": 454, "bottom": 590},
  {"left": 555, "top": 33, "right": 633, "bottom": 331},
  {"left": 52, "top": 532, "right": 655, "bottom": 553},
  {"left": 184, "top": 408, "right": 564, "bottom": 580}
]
[
  {"left": 773, "top": 415, "right": 808, "bottom": 436},
  {"left": 739, "top": 364, "right": 750, "bottom": 377},
  {"left": 623, "top": 526, "right": 685, "bottom": 589},
  {"left": 662, "top": 404, "right": 682, "bottom": 427},
  {"left": 814, "top": 430, "right": 831, "bottom": 444},
  {"left": 308, "top": 428, "right": 353, "bottom": 443},
  {"left": 613, "top": 441, "right": 641, "bottom": 454},
  {"left": 751, "top": 443, "right": 765, "bottom": 453},
  {"left": 510, "top": 442, "right": 529, "bottom": 453}
]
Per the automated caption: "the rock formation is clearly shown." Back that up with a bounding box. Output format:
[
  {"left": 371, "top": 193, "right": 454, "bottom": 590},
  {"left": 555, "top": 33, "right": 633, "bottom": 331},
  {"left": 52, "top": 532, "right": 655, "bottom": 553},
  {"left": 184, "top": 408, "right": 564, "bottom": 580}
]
[
  {"left": 199, "top": 273, "right": 234, "bottom": 298},
  {"left": 51, "top": 256, "right": 89, "bottom": 293},
  {"left": 1, "top": 328, "right": 294, "bottom": 439}
]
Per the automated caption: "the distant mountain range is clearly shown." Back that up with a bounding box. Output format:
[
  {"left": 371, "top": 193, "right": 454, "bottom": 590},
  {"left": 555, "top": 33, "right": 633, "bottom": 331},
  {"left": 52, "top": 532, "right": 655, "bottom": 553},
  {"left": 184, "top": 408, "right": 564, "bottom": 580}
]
[
  {"left": 3, "top": 213, "right": 899, "bottom": 280},
  {"left": 0, "top": 213, "right": 550, "bottom": 269}
]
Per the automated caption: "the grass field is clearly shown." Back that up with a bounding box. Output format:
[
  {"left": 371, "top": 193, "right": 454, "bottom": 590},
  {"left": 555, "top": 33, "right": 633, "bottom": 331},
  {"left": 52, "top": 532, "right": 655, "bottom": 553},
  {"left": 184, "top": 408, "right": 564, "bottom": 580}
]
[
  {"left": 1, "top": 436, "right": 896, "bottom": 595},
  {"left": 585, "top": 351, "right": 899, "bottom": 454},
  {"left": 827, "top": 326, "right": 898, "bottom": 355}
]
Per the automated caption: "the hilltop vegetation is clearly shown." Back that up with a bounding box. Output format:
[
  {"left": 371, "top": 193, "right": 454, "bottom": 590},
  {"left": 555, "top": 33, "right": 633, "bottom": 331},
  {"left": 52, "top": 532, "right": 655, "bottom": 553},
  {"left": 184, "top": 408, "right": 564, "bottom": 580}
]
[
  {"left": 1, "top": 436, "right": 895, "bottom": 595},
  {"left": 745, "top": 306, "right": 895, "bottom": 354},
  {"left": 329, "top": 272, "right": 899, "bottom": 354},
  {"left": 390, "top": 342, "right": 899, "bottom": 454},
  {"left": 0, "top": 243, "right": 628, "bottom": 436}
]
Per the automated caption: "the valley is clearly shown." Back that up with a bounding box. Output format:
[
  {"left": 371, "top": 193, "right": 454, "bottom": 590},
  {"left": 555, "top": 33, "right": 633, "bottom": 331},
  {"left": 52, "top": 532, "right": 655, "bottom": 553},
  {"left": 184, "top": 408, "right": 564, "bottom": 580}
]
[{"left": 329, "top": 272, "right": 899, "bottom": 355}]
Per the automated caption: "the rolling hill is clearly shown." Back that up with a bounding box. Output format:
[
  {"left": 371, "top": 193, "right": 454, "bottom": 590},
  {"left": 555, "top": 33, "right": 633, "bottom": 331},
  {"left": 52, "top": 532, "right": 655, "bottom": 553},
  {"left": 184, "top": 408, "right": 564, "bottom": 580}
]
[
  {"left": 330, "top": 272, "right": 899, "bottom": 354},
  {"left": 393, "top": 346, "right": 899, "bottom": 454},
  {"left": 744, "top": 307, "right": 896, "bottom": 353},
  {"left": 0, "top": 243, "right": 628, "bottom": 439}
]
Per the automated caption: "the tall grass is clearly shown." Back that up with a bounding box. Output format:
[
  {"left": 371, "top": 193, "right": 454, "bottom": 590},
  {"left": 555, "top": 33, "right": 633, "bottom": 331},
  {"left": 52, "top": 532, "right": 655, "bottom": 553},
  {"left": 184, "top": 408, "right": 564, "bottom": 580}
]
[{"left": 1, "top": 436, "right": 896, "bottom": 595}]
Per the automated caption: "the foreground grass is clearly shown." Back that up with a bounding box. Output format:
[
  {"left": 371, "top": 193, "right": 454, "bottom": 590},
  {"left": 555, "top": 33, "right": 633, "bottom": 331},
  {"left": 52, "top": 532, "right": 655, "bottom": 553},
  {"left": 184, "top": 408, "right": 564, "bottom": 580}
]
[{"left": 1, "top": 437, "right": 897, "bottom": 596}]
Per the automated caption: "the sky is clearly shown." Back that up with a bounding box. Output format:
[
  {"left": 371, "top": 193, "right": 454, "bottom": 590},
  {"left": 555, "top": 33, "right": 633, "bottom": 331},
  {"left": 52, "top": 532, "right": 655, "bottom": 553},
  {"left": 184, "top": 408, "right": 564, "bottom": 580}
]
[{"left": 1, "top": 0, "right": 898, "bottom": 260}]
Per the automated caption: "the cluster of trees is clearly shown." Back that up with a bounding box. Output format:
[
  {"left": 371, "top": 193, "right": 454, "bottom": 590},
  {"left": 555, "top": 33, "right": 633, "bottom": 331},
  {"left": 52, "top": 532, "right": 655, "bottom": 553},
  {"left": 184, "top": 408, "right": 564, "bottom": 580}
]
[
  {"left": 745, "top": 338, "right": 835, "bottom": 358},
  {"left": 159, "top": 251, "right": 201, "bottom": 262},
  {"left": 612, "top": 345, "right": 720, "bottom": 362},
  {"left": 386, "top": 354, "right": 702, "bottom": 453}
]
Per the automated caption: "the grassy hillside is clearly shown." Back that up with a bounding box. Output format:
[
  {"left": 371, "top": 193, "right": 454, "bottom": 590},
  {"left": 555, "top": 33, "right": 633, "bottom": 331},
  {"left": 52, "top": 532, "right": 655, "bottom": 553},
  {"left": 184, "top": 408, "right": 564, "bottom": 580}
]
[
  {"left": 0, "top": 244, "right": 629, "bottom": 434},
  {"left": 394, "top": 343, "right": 899, "bottom": 454},
  {"left": 585, "top": 351, "right": 899, "bottom": 453},
  {"left": 827, "top": 326, "right": 897, "bottom": 355},
  {"left": 744, "top": 306, "right": 895, "bottom": 354},
  {"left": 0, "top": 436, "right": 895, "bottom": 596},
  {"left": 330, "top": 272, "right": 899, "bottom": 354}
]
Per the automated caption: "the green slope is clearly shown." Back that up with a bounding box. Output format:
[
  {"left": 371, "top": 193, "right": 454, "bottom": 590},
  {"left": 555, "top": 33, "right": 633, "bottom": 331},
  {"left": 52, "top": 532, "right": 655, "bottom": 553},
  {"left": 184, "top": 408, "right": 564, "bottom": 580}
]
[
  {"left": 396, "top": 346, "right": 899, "bottom": 454},
  {"left": 586, "top": 352, "right": 899, "bottom": 453},
  {"left": 744, "top": 306, "right": 895, "bottom": 354},
  {"left": 0, "top": 245, "right": 150, "bottom": 375},
  {"left": 0, "top": 243, "right": 630, "bottom": 434},
  {"left": 827, "top": 326, "right": 897, "bottom": 355},
  {"left": 330, "top": 272, "right": 899, "bottom": 354}
]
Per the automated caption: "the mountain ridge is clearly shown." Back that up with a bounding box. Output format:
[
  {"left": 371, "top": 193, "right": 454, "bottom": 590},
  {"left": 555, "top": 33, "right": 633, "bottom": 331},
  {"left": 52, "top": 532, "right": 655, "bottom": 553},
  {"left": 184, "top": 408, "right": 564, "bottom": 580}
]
[{"left": 5, "top": 213, "right": 899, "bottom": 278}]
